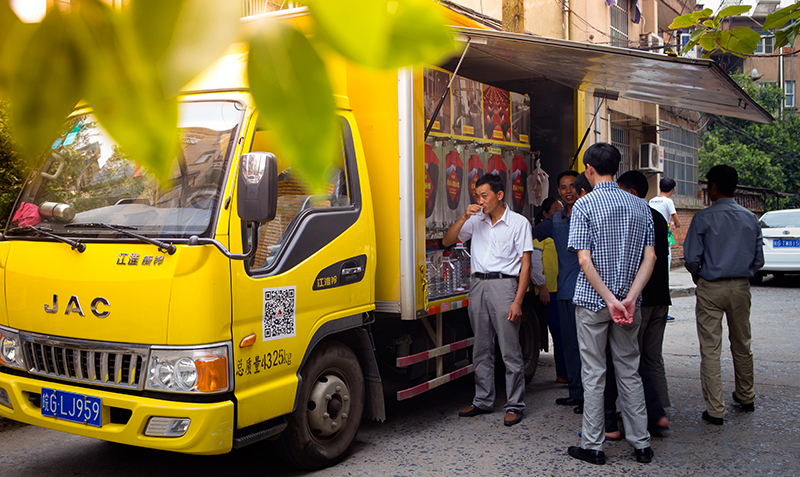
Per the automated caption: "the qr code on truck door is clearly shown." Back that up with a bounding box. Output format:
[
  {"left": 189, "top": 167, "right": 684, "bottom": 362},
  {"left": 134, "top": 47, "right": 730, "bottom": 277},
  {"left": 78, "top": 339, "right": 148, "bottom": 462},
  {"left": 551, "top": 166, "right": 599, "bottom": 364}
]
[{"left": 263, "top": 286, "right": 296, "bottom": 342}]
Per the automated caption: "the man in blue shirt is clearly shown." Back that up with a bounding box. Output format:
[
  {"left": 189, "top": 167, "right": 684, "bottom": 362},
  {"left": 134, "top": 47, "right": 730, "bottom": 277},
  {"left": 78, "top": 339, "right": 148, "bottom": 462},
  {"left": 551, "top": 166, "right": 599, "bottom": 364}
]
[
  {"left": 683, "top": 165, "right": 764, "bottom": 425},
  {"left": 566, "top": 143, "right": 656, "bottom": 465},
  {"left": 533, "top": 170, "right": 584, "bottom": 410}
]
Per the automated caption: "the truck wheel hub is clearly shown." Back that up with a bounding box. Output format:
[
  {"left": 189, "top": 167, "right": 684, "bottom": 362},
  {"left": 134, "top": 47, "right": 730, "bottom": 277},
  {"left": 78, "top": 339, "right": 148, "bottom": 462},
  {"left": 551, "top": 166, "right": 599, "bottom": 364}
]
[{"left": 307, "top": 374, "right": 351, "bottom": 437}]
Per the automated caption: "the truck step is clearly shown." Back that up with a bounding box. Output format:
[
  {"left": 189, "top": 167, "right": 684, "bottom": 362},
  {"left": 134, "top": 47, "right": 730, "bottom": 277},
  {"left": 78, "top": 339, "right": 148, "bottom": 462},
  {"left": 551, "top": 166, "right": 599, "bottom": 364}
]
[
  {"left": 396, "top": 364, "right": 474, "bottom": 401},
  {"left": 396, "top": 337, "right": 474, "bottom": 367}
]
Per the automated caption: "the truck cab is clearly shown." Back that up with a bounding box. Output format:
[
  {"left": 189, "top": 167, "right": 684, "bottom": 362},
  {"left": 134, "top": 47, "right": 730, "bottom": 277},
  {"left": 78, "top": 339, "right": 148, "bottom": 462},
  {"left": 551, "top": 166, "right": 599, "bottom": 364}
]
[{"left": 0, "top": 46, "right": 379, "bottom": 467}]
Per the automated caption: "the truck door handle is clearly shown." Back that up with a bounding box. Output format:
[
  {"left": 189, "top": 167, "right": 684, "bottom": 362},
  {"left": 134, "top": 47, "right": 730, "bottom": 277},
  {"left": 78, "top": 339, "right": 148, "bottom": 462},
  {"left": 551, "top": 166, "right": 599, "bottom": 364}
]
[{"left": 341, "top": 266, "right": 363, "bottom": 276}]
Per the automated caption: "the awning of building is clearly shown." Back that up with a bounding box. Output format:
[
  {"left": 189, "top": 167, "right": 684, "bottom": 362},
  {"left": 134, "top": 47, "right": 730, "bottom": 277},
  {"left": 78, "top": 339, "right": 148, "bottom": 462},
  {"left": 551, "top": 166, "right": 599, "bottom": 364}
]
[{"left": 441, "top": 27, "right": 773, "bottom": 124}]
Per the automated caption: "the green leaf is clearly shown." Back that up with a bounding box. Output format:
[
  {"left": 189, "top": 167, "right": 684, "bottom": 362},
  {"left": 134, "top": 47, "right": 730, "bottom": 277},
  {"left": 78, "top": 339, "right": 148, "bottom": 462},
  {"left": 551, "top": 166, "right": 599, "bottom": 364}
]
[
  {"left": 668, "top": 12, "right": 699, "bottom": 29},
  {"left": 702, "top": 19, "right": 718, "bottom": 28},
  {"left": 128, "top": 0, "right": 185, "bottom": 65},
  {"left": 158, "top": 0, "right": 241, "bottom": 97},
  {"left": 247, "top": 19, "right": 338, "bottom": 193},
  {"left": 698, "top": 31, "right": 720, "bottom": 52},
  {"left": 717, "top": 5, "right": 751, "bottom": 19},
  {"left": 0, "top": 2, "right": 35, "bottom": 97},
  {"left": 774, "top": 22, "right": 800, "bottom": 50},
  {"left": 692, "top": 8, "right": 714, "bottom": 21},
  {"left": 0, "top": 1, "right": 19, "bottom": 59},
  {"left": 8, "top": 10, "right": 83, "bottom": 160},
  {"left": 307, "top": 0, "right": 456, "bottom": 70},
  {"left": 71, "top": 0, "right": 178, "bottom": 182},
  {"left": 680, "top": 33, "right": 702, "bottom": 56},
  {"left": 128, "top": 0, "right": 239, "bottom": 97},
  {"left": 681, "top": 36, "right": 700, "bottom": 56},
  {"left": 763, "top": 2, "right": 800, "bottom": 30},
  {"left": 723, "top": 27, "right": 762, "bottom": 56}
]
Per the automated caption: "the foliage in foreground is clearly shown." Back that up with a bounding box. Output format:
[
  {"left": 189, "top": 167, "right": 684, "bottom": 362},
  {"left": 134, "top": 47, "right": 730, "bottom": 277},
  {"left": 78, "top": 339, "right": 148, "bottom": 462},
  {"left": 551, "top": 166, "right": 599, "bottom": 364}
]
[
  {"left": 699, "top": 73, "right": 800, "bottom": 210},
  {"left": 0, "top": 0, "right": 456, "bottom": 192}
]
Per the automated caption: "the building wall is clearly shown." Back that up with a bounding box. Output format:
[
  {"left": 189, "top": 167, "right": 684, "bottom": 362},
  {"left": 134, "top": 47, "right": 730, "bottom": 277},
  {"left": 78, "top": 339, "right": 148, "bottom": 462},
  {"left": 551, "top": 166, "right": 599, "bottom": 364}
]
[{"left": 524, "top": 0, "right": 564, "bottom": 39}]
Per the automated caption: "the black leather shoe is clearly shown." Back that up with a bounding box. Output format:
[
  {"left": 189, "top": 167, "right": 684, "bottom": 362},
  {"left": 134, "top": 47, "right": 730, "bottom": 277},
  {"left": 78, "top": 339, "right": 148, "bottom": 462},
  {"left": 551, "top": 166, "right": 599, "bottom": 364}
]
[
  {"left": 573, "top": 404, "right": 583, "bottom": 414},
  {"left": 459, "top": 405, "right": 491, "bottom": 417},
  {"left": 634, "top": 446, "right": 654, "bottom": 463},
  {"left": 556, "top": 397, "right": 583, "bottom": 406},
  {"left": 732, "top": 392, "right": 755, "bottom": 412},
  {"left": 568, "top": 446, "right": 606, "bottom": 465},
  {"left": 702, "top": 411, "right": 723, "bottom": 425}
]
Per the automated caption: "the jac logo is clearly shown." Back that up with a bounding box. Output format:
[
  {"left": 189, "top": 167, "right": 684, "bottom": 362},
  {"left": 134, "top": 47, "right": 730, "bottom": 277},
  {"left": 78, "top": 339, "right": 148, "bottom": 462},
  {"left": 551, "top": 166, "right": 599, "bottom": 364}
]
[{"left": 44, "top": 295, "right": 110, "bottom": 318}]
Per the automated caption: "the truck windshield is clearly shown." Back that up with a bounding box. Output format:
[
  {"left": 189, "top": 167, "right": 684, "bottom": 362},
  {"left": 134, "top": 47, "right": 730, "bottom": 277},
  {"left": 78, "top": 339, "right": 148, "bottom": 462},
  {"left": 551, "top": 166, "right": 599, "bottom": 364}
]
[{"left": 6, "top": 101, "right": 242, "bottom": 239}]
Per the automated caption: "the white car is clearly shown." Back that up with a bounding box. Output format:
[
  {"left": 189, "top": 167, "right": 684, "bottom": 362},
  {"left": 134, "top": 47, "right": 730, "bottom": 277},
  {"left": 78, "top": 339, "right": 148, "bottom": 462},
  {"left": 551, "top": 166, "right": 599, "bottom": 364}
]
[{"left": 752, "top": 209, "right": 800, "bottom": 284}]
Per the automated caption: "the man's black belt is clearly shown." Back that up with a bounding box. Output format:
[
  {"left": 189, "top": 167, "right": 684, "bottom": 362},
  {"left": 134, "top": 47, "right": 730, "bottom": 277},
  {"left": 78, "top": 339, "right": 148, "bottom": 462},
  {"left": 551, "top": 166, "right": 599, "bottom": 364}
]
[{"left": 472, "top": 272, "right": 517, "bottom": 280}]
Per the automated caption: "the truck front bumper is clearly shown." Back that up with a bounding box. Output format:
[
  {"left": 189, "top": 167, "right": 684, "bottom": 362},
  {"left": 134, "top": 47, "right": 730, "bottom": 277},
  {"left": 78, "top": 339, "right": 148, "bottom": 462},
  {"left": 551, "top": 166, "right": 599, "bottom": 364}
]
[{"left": 0, "top": 372, "right": 234, "bottom": 455}]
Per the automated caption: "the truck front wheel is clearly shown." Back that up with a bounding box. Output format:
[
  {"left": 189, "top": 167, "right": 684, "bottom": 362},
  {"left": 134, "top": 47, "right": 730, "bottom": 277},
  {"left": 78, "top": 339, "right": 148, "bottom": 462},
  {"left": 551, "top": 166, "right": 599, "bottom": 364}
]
[{"left": 275, "top": 341, "right": 365, "bottom": 470}]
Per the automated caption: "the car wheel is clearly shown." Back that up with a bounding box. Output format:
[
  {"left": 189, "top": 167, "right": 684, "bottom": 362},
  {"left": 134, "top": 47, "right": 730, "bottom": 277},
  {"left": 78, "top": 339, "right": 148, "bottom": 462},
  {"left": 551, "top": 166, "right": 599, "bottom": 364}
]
[
  {"left": 274, "top": 341, "right": 364, "bottom": 470},
  {"left": 748, "top": 273, "right": 763, "bottom": 286}
]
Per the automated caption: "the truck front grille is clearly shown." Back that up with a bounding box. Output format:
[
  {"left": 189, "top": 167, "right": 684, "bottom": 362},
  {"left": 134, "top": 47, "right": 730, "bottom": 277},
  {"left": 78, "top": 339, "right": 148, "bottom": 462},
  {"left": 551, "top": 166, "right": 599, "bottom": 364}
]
[{"left": 21, "top": 335, "right": 150, "bottom": 391}]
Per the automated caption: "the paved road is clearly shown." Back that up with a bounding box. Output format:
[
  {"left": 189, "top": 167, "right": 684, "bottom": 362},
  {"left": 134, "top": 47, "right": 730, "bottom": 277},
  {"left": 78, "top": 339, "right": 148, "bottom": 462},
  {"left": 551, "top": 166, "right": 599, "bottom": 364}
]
[{"left": 1, "top": 275, "right": 798, "bottom": 476}]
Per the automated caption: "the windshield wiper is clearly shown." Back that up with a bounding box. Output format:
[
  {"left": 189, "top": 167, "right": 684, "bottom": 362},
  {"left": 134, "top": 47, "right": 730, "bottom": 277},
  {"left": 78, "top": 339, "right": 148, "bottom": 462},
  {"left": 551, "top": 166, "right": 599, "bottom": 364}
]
[
  {"left": 65, "top": 222, "right": 176, "bottom": 255},
  {"left": 6, "top": 226, "right": 86, "bottom": 253}
]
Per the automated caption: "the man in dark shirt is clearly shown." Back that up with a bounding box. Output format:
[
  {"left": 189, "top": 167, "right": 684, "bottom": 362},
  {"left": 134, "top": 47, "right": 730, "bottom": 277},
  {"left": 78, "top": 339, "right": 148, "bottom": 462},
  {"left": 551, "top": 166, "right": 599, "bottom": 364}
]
[
  {"left": 533, "top": 170, "right": 584, "bottom": 410},
  {"left": 683, "top": 165, "right": 764, "bottom": 425},
  {"left": 616, "top": 171, "right": 670, "bottom": 431}
]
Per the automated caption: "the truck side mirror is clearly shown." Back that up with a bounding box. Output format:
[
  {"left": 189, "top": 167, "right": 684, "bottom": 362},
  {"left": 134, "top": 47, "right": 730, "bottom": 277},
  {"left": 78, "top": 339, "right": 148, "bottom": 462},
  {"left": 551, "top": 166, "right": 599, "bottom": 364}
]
[{"left": 237, "top": 153, "right": 278, "bottom": 222}]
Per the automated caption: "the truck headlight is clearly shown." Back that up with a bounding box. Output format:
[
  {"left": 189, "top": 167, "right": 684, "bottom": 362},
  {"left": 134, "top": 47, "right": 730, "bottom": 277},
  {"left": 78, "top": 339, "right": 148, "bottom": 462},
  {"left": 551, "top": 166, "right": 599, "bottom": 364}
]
[
  {"left": 145, "top": 343, "right": 231, "bottom": 394},
  {"left": 0, "top": 327, "right": 25, "bottom": 370}
]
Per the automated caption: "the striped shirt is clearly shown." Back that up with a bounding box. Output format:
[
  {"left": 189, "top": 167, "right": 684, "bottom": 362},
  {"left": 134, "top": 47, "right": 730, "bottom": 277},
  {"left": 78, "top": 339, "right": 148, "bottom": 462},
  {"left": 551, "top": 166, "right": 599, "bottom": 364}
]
[{"left": 567, "top": 181, "right": 655, "bottom": 312}]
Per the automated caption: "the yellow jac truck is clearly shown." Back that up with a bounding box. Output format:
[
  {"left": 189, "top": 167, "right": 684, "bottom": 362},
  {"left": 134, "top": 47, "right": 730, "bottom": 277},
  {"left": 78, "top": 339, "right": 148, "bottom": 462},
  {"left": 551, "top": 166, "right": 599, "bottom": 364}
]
[{"left": 0, "top": 5, "right": 772, "bottom": 471}]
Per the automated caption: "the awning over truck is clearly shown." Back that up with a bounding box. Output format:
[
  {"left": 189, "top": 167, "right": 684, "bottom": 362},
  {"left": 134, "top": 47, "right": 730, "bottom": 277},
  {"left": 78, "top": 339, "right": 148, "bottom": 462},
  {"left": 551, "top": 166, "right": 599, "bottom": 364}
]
[{"left": 442, "top": 27, "right": 773, "bottom": 124}]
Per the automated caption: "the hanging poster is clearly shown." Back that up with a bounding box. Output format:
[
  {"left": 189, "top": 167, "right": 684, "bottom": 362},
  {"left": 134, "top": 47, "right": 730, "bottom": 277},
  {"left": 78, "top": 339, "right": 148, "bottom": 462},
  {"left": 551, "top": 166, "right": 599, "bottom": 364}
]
[
  {"left": 511, "top": 153, "right": 528, "bottom": 213},
  {"left": 443, "top": 147, "right": 466, "bottom": 227},
  {"left": 487, "top": 153, "right": 508, "bottom": 198},
  {"left": 452, "top": 76, "right": 483, "bottom": 139},
  {"left": 467, "top": 151, "right": 485, "bottom": 205},
  {"left": 445, "top": 149, "right": 464, "bottom": 210},
  {"left": 483, "top": 86, "right": 511, "bottom": 142},
  {"left": 424, "top": 67, "right": 451, "bottom": 135},
  {"left": 510, "top": 92, "right": 530, "bottom": 145},
  {"left": 424, "top": 144, "right": 440, "bottom": 219}
]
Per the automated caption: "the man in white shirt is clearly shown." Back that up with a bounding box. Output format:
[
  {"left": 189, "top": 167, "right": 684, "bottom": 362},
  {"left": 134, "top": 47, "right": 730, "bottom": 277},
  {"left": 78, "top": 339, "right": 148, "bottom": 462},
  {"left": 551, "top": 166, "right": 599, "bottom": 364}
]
[
  {"left": 649, "top": 177, "right": 681, "bottom": 269},
  {"left": 443, "top": 173, "right": 532, "bottom": 427}
]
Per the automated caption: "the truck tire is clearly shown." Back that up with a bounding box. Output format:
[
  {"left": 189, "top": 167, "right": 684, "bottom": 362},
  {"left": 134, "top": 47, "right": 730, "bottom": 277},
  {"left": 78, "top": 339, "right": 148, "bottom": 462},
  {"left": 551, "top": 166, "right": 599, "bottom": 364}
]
[
  {"left": 519, "top": 307, "right": 540, "bottom": 384},
  {"left": 274, "top": 341, "right": 365, "bottom": 470}
]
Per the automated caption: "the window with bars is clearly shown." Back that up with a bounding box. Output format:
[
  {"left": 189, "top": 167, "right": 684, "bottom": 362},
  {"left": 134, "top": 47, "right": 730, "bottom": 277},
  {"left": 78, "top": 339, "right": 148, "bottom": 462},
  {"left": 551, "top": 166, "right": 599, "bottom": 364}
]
[
  {"left": 611, "top": 125, "right": 631, "bottom": 177},
  {"left": 659, "top": 121, "right": 699, "bottom": 198},
  {"left": 754, "top": 35, "right": 775, "bottom": 55},
  {"left": 610, "top": 2, "right": 629, "bottom": 48}
]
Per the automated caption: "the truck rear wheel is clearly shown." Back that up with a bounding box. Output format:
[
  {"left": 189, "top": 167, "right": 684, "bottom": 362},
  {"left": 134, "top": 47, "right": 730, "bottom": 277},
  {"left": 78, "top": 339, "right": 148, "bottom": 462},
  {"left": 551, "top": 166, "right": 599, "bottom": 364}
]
[{"left": 274, "top": 341, "right": 365, "bottom": 470}]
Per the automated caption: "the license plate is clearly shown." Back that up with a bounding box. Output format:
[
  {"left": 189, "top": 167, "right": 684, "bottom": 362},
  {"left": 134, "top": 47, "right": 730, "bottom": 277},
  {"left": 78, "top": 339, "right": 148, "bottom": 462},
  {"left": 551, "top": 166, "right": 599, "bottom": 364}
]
[
  {"left": 773, "top": 239, "right": 800, "bottom": 248},
  {"left": 41, "top": 388, "right": 102, "bottom": 427}
]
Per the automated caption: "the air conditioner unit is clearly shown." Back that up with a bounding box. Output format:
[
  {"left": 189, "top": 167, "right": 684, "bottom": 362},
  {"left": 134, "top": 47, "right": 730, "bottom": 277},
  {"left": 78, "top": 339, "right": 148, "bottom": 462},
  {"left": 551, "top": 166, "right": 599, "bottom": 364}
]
[
  {"left": 640, "top": 33, "right": 664, "bottom": 51},
  {"left": 639, "top": 143, "right": 664, "bottom": 172}
]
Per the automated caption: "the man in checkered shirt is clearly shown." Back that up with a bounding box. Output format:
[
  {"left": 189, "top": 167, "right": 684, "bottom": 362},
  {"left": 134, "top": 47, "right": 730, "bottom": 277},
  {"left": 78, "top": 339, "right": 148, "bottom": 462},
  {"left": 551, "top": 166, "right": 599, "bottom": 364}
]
[{"left": 565, "top": 143, "right": 657, "bottom": 466}]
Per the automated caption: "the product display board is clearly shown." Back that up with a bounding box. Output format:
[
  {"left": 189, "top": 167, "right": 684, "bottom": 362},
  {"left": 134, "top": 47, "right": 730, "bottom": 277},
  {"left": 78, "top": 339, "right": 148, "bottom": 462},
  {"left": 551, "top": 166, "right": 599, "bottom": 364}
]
[
  {"left": 510, "top": 92, "right": 530, "bottom": 145},
  {"left": 424, "top": 68, "right": 451, "bottom": 135},
  {"left": 452, "top": 75, "right": 483, "bottom": 139},
  {"left": 423, "top": 68, "right": 532, "bottom": 301},
  {"left": 483, "top": 86, "right": 511, "bottom": 142}
]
